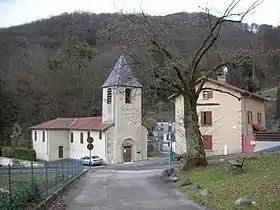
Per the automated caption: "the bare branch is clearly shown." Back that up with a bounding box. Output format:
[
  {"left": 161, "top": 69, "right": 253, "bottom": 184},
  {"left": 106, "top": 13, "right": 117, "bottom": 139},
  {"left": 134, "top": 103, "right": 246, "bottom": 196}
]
[{"left": 190, "top": 0, "right": 264, "bottom": 78}]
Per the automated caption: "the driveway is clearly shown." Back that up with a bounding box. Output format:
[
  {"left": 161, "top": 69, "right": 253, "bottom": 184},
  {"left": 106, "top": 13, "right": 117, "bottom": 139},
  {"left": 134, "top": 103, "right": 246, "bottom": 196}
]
[{"left": 62, "top": 169, "right": 204, "bottom": 210}]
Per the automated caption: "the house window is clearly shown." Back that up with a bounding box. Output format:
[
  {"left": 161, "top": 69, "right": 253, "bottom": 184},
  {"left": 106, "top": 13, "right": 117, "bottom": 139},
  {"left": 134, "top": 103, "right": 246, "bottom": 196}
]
[
  {"left": 70, "top": 132, "right": 74, "bottom": 143},
  {"left": 125, "top": 88, "right": 132, "bottom": 104},
  {"left": 80, "top": 132, "right": 84, "bottom": 144},
  {"left": 247, "top": 111, "right": 252, "bottom": 124},
  {"left": 107, "top": 88, "right": 112, "bottom": 104},
  {"left": 257, "top": 113, "right": 262, "bottom": 124},
  {"left": 202, "top": 90, "right": 213, "bottom": 99},
  {"left": 201, "top": 111, "right": 212, "bottom": 126},
  {"left": 99, "top": 131, "right": 102, "bottom": 139},
  {"left": 203, "top": 135, "right": 212, "bottom": 150},
  {"left": 34, "top": 131, "right": 37, "bottom": 141},
  {"left": 42, "top": 131, "right": 45, "bottom": 142}
]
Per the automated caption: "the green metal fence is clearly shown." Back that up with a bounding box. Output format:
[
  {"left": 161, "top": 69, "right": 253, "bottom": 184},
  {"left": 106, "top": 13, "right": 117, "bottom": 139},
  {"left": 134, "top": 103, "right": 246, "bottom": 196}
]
[{"left": 0, "top": 158, "right": 84, "bottom": 209}]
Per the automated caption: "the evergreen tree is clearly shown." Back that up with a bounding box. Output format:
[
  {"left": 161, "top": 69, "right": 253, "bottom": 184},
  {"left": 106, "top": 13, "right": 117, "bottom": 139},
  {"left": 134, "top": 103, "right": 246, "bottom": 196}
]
[{"left": 10, "top": 122, "right": 24, "bottom": 147}]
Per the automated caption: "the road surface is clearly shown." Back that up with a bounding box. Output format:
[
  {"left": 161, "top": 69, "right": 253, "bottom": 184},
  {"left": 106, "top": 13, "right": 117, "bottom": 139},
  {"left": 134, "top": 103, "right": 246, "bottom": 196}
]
[
  {"left": 48, "top": 154, "right": 204, "bottom": 210},
  {"left": 62, "top": 169, "right": 204, "bottom": 210}
]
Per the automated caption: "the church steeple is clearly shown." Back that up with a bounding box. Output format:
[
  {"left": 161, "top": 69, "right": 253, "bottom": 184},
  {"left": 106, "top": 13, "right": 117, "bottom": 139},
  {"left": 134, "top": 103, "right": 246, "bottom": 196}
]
[
  {"left": 102, "top": 55, "right": 142, "bottom": 88},
  {"left": 101, "top": 55, "right": 142, "bottom": 123}
]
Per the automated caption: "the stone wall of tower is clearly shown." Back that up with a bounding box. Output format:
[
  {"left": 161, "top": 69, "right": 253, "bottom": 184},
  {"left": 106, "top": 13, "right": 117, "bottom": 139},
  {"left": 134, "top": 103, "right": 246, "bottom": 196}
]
[
  {"left": 113, "top": 87, "right": 143, "bottom": 162},
  {"left": 102, "top": 87, "right": 116, "bottom": 122}
]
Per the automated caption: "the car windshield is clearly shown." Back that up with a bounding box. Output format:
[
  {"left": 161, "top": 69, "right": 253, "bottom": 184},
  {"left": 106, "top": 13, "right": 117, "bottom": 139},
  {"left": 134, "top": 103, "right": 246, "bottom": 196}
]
[{"left": 91, "top": 155, "right": 100, "bottom": 159}]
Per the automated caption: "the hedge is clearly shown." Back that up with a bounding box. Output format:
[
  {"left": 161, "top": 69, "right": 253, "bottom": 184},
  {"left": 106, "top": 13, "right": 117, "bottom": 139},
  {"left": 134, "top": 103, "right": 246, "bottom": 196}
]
[{"left": 3, "top": 147, "right": 36, "bottom": 161}]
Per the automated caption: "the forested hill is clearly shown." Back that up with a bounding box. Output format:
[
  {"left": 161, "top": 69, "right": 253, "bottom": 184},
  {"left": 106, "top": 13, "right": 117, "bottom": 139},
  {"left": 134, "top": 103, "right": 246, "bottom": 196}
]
[{"left": 0, "top": 12, "right": 279, "bottom": 143}]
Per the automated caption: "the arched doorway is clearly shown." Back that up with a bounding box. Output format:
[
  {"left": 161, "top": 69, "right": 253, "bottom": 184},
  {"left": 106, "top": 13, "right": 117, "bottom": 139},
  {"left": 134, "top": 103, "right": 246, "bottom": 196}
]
[{"left": 122, "top": 139, "right": 134, "bottom": 162}]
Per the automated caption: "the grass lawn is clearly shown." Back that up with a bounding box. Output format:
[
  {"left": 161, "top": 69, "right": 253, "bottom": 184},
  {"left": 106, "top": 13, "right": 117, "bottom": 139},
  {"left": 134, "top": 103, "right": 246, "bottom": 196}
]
[
  {"left": 175, "top": 152, "right": 280, "bottom": 210},
  {"left": 0, "top": 173, "right": 59, "bottom": 192}
]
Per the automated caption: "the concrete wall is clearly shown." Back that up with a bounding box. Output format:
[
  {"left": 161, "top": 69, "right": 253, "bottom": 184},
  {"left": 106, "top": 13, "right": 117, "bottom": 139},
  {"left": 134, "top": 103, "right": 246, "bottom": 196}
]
[
  {"left": 102, "top": 87, "right": 116, "bottom": 122},
  {"left": 254, "top": 141, "right": 280, "bottom": 152},
  {"left": 69, "top": 130, "right": 106, "bottom": 161},
  {"left": 48, "top": 130, "right": 69, "bottom": 161},
  {"left": 241, "top": 97, "right": 266, "bottom": 135},
  {"left": 174, "top": 81, "right": 243, "bottom": 156},
  {"left": 114, "top": 87, "right": 146, "bottom": 163},
  {"left": 105, "top": 126, "right": 115, "bottom": 164},
  {"left": 32, "top": 130, "right": 49, "bottom": 160},
  {"left": 197, "top": 81, "right": 242, "bottom": 156},
  {"left": 142, "top": 126, "right": 148, "bottom": 160},
  {"left": 174, "top": 94, "right": 186, "bottom": 155}
]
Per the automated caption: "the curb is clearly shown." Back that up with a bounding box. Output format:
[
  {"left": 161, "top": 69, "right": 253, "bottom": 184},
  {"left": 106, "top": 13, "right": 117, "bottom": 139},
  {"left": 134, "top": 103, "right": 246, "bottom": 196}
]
[{"left": 35, "top": 169, "right": 88, "bottom": 210}]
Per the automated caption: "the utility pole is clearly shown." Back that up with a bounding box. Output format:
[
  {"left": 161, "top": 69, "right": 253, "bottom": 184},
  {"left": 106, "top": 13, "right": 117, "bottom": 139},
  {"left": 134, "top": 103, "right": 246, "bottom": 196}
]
[
  {"left": 168, "top": 121, "right": 173, "bottom": 162},
  {"left": 252, "top": 45, "right": 255, "bottom": 82}
]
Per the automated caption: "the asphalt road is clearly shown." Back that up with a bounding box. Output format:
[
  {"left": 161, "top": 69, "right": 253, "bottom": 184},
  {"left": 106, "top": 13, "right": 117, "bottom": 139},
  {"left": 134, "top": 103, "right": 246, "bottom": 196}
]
[
  {"left": 62, "top": 169, "right": 204, "bottom": 210},
  {"left": 0, "top": 153, "right": 239, "bottom": 174}
]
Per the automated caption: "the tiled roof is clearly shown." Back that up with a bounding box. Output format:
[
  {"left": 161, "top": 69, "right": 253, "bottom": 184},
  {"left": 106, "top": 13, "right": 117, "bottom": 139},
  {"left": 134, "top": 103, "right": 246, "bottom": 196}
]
[
  {"left": 168, "top": 77, "right": 267, "bottom": 101},
  {"left": 29, "top": 117, "right": 113, "bottom": 131},
  {"left": 102, "top": 55, "right": 142, "bottom": 88}
]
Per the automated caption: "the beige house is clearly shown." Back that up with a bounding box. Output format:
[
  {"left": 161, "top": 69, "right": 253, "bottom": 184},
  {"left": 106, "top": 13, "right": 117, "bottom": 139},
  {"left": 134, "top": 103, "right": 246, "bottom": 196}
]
[
  {"left": 30, "top": 55, "right": 148, "bottom": 163},
  {"left": 172, "top": 72, "right": 266, "bottom": 156}
]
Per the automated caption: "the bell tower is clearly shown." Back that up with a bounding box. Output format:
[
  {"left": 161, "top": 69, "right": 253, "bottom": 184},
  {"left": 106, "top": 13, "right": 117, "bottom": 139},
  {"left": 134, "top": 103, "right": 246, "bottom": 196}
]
[{"left": 101, "top": 55, "right": 142, "bottom": 123}]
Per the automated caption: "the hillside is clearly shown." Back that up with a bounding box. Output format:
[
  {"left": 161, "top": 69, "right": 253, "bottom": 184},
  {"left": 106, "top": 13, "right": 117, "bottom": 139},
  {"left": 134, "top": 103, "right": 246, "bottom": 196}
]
[{"left": 0, "top": 12, "right": 280, "bottom": 143}]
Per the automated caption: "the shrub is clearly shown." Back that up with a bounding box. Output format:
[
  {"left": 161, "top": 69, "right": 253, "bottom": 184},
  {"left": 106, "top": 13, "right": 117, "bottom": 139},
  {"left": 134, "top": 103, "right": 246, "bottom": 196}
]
[
  {"left": 3, "top": 147, "right": 36, "bottom": 161},
  {"left": 0, "top": 182, "right": 40, "bottom": 209}
]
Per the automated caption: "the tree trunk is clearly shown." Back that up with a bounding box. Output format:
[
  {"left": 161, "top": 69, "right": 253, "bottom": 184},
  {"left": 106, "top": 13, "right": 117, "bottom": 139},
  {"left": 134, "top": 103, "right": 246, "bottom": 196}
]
[{"left": 183, "top": 93, "right": 207, "bottom": 170}]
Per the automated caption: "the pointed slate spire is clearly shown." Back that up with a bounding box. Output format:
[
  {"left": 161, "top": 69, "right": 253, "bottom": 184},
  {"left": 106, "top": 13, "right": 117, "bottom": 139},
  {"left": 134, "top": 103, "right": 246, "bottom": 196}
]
[{"left": 102, "top": 55, "right": 142, "bottom": 88}]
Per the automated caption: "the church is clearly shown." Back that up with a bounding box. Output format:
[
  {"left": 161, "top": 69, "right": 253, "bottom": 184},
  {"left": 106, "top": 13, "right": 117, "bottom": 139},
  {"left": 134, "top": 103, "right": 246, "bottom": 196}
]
[{"left": 29, "top": 55, "right": 148, "bottom": 163}]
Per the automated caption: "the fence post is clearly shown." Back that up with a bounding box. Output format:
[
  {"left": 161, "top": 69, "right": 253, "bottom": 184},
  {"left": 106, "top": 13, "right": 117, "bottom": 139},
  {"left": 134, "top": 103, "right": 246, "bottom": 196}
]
[
  {"left": 75, "top": 158, "right": 79, "bottom": 174},
  {"left": 66, "top": 159, "right": 69, "bottom": 181},
  {"left": 72, "top": 158, "right": 76, "bottom": 176},
  {"left": 61, "top": 159, "right": 64, "bottom": 184},
  {"left": 31, "top": 162, "right": 34, "bottom": 184},
  {"left": 8, "top": 164, "right": 12, "bottom": 208},
  {"left": 55, "top": 162, "right": 58, "bottom": 185},
  {"left": 45, "top": 161, "right": 48, "bottom": 196}
]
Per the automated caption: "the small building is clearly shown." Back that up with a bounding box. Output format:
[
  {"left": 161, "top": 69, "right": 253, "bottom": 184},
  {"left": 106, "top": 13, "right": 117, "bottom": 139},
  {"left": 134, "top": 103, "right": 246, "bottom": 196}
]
[
  {"left": 171, "top": 72, "right": 267, "bottom": 156},
  {"left": 30, "top": 55, "right": 148, "bottom": 163}
]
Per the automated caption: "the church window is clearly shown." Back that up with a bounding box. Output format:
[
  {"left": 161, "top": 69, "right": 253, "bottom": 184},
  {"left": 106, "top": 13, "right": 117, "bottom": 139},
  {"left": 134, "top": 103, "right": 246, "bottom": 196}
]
[
  {"left": 107, "top": 88, "right": 112, "bottom": 104},
  {"left": 125, "top": 88, "right": 132, "bottom": 104},
  {"left": 80, "top": 132, "right": 84, "bottom": 144}
]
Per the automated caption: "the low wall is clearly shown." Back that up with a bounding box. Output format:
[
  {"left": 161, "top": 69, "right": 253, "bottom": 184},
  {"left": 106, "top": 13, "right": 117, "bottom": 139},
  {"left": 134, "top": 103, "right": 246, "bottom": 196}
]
[
  {"left": 254, "top": 131, "right": 280, "bottom": 153},
  {"left": 254, "top": 141, "right": 280, "bottom": 152},
  {"left": 0, "top": 157, "right": 44, "bottom": 167}
]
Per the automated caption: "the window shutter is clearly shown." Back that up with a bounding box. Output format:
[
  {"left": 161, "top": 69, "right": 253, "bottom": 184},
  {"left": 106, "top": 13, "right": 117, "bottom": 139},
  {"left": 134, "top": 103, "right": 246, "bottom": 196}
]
[
  {"left": 206, "top": 111, "right": 212, "bottom": 125},
  {"left": 208, "top": 91, "right": 213, "bottom": 98},
  {"left": 201, "top": 112, "right": 205, "bottom": 126},
  {"left": 203, "top": 135, "right": 212, "bottom": 149}
]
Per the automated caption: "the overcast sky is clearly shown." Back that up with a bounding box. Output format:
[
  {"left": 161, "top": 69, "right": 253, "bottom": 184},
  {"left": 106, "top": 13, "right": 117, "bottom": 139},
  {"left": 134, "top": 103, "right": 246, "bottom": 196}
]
[{"left": 0, "top": 0, "right": 277, "bottom": 28}]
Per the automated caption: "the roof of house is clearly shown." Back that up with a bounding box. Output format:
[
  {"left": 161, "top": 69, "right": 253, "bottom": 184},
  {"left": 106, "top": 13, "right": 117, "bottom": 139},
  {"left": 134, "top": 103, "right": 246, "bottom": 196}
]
[
  {"left": 29, "top": 117, "right": 114, "bottom": 131},
  {"left": 168, "top": 77, "right": 267, "bottom": 101},
  {"left": 102, "top": 55, "right": 142, "bottom": 88}
]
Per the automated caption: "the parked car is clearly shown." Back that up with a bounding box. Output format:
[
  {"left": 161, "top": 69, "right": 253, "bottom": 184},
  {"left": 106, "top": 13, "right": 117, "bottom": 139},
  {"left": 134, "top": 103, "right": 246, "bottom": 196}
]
[{"left": 81, "top": 155, "right": 103, "bottom": 166}]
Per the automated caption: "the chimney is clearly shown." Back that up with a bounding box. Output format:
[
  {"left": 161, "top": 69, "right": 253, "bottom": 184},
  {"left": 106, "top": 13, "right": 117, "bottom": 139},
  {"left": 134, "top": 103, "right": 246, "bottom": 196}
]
[{"left": 217, "top": 66, "right": 228, "bottom": 83}]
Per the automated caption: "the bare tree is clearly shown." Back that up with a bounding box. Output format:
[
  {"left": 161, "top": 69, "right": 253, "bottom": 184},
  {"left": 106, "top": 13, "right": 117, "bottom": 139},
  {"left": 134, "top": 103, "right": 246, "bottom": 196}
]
[{"left": 104, "top": 0, "right": 264, "bottom": 169}]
